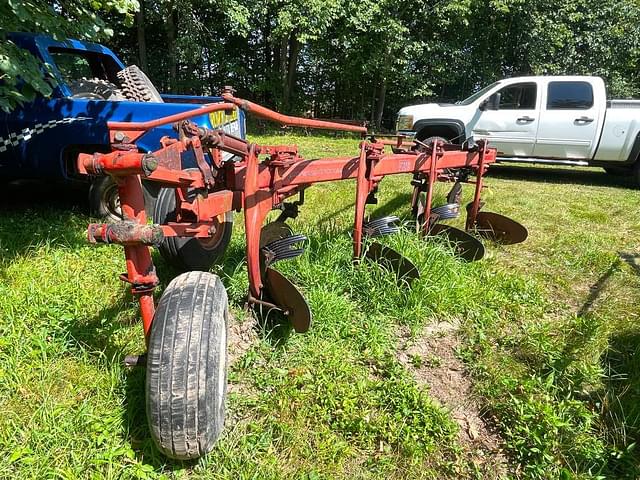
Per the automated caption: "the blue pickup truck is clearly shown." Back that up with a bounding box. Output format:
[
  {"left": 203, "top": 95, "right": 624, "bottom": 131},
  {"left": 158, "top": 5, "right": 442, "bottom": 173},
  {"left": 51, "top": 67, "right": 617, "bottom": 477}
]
[{"left": 1, "top": 32, "right": 245, "bottom": 219}]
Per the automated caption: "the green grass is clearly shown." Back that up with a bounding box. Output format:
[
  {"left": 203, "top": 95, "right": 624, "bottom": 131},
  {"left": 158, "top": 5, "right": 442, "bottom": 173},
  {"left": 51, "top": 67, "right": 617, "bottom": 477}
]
[{"left": 0, "top": 133, "right": 639, "bottom": 478}]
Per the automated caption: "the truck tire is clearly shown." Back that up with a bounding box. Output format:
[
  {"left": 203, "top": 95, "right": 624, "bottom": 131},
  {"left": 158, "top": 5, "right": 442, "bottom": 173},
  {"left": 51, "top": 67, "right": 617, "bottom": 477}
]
[
  {"left": 117, "top": 65, "right": 164, "bottom": 103},
  {"left": 67, "top": 78, "right": 124, "bottom": 100},
  {"left": 89, "top": 176, "right": 159, "bottom": 222},
  {"left": 421, "top": 136, "right": 449, "bottom": 148},
  {"left": 146, "top": 271, "right": 228, "bottom": 460},
  {"left": 154, "top": 185, "right": 233, "bottom": 271},
  {"left": 89, "top": 176, "right": 121, "bottom": 221}
]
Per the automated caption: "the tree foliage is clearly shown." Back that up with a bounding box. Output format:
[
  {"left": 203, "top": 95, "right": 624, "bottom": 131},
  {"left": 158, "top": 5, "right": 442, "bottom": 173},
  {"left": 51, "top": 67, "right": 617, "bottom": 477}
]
[
  {"left": 3, "top": 0, "right": 640, "bottom": 126},
  {"left": 0, "top": 0, "right": 138, "bottom": 111}
]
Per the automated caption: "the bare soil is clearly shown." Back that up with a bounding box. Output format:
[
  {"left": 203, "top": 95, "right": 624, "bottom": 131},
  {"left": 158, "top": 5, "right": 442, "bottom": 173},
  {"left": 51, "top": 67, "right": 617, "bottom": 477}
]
[
  {"left": 397, "top": 321, "right": 509, "bottom": 478},
  {"left": 227, "top": 313, "right": 259, "bottom": 394}
]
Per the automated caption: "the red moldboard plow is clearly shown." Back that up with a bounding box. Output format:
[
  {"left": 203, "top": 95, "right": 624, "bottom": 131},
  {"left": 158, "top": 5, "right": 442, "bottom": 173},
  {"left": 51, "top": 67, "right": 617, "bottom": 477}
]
[{"left": 80, "top": 87, "right": 527, "bottom": 460}]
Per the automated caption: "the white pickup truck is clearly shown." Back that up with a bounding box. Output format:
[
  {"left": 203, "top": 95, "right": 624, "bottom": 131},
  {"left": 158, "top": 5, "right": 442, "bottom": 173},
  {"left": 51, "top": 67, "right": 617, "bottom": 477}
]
[{"left": 396, "top": 76, "right": 640, "bottom": 182}]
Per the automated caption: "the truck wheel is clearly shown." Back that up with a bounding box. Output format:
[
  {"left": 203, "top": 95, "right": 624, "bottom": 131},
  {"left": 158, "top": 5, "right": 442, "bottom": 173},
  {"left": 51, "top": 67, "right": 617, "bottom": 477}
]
[
  {"left": 117, "top": 65, "right": 164, "bottom": 103},
  {"left": 146, "top": 271, "right": 228, "bottom": 460},
  {"left": 89, "top": 176, "right": 158, "bottom": 222},
  {"left": 67, "top": 78, "right": 124, "bottom": 101},
  {"left": 89, "top": 176, "right": 122, "bottom": 221},
  {"left": 154, "top": 186, "right": 233, "bottom": 271},
  {"left": 419, "top": 136, "right": 449, "bottom": 149}
]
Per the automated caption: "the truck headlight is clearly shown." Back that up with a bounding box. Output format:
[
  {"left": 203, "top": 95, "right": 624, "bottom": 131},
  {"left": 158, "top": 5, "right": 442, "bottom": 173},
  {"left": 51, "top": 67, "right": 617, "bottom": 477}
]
[{"left": 396, "top": 114, "right": 414, "bottom": 131}]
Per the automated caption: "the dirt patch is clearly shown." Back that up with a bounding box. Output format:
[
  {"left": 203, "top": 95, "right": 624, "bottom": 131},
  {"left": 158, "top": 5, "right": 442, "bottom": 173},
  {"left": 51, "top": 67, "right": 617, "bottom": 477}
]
[
  {"left": 228, "top": 314, "right": 258, "bottom": 366},
  {"left": 227, "top": 313, "right": 259, "bottom": 398},
  {"left": 397, "top": 321, "right": 509, "bottom": 478}
]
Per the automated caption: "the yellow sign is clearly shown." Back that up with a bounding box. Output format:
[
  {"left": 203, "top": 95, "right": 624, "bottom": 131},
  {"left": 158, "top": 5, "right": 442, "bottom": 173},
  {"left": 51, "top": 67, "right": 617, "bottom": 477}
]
[{"left": 209, "top": 108, "right": 239, "bottom": 128}]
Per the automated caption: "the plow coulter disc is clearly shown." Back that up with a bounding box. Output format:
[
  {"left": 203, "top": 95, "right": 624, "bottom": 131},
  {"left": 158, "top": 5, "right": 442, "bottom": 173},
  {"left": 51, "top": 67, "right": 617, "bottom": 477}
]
[
  {"left": 263, "top": 267, "right": 312, "bottom": 333},
  {"left": 474, "top": 211, "right": 528, "bottom": 245},
  {"left": 365, "top": 242, "right": 420, "bottom": 282},
  {"left": 430, "top": 224, "right": 485, "bottom": 262}
]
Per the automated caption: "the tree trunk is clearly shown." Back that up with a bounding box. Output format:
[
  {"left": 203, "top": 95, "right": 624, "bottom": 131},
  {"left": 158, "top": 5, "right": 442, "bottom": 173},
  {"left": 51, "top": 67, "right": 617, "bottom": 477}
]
[
  {"left": 136, "top": 3, "right": 147, "bottom": 72},
  {"left": 166, "top": 8, "right": 178, "bottom": 92},
  {"left": 283, "top": 35, "right": 301, "bottom": 111},
  {"left": 374, "top": 78, "right": 387, "bottom": 130},
  {"left": 374, "top": 52, "right": 392, "bottom": 129},
  {"left": 278, "top": 37, "right": 288, "bottom": 106},
  {"left": 263, "top": 19, "right": 272, "bottom": 105}
]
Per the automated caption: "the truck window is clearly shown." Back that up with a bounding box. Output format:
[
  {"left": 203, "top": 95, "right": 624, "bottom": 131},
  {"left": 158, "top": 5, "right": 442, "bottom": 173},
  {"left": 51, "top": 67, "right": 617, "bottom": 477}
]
[
  {"left": 49, "top": 48, "right": 121, "bottom": 85},
  {"left": 547, "top": 81, "right": 593, "bottom": 109},
  {"left": 51, "top": 52, "right": 93, "bottom": 83},
  {"left": 497, "top": 83, "right": 537, "bottom": 110}
]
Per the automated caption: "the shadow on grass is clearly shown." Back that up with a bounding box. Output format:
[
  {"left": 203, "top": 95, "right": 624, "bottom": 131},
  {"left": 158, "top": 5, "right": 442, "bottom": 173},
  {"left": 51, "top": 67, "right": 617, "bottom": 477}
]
[
  {"left": 599, "top": 328, "right": 640, "bottom": 476},
  {"left": 577, "top": 259, "right": 622, "bottom": 318},
  {"left": 60, "top": 292, "right": 200, "bottom": 470},
  {"left": 0, "top": 180, "right": 89, "bottom": 263},
  {"left": 488, "top": 164, "right": 636, "bottom": 188},
  {"left": 571, "top": 252, "right": 640, "bottom": 474},
  {"left": 0, "top": 179, "right": 89, "bottom": 212}
]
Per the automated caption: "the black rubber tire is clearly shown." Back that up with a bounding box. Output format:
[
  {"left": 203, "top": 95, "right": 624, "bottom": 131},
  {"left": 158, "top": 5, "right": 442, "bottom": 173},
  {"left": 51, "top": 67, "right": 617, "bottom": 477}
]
[
  {"left": 117, "top": 65, "right": 164, "bottom": 103},
  {"left": 421, "top": 135, "right": 449, "bottom": 148},
  {"left": 154, "top": 186, "right": 233, "bottom": 272},
  {"left": 89, "top": 176, "right": 158, "bottom": 221},
  {"left": 89, "top": 176, "right": 122, "bottom": 222},
  {"left": 67, "top": 78, "right": 124, "bottom": 100},
  {"left": 146, "top": 271, "right": 228, "bottom": 460}
]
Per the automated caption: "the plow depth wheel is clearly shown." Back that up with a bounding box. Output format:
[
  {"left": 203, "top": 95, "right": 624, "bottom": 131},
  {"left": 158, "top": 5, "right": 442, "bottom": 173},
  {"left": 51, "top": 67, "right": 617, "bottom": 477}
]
[
  {"left": 146, "top": 271, "right": 228, "bottom": 460},
  {"left": 154, "top": 187, "right": 233, "bottom": 272}
]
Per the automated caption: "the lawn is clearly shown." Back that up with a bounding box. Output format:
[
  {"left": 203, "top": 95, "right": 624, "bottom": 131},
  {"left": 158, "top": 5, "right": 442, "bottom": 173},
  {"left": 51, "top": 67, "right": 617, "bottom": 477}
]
[{"left": 0, "top": 133, "right": 639, "bottom": 479}]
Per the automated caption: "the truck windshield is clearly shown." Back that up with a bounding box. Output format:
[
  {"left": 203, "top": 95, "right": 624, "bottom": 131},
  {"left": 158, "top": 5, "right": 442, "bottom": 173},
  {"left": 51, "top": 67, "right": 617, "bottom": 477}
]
[{"left": 457, "top": 82, "right": 501, "bottom": 105}]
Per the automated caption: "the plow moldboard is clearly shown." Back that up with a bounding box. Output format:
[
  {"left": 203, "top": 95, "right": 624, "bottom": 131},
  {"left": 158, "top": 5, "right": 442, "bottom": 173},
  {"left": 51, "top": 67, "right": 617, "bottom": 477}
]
[
  {"left": 475, "top": 211, "right": 528, "bottom": 245},
  {"left": 263, "top": 267, "right": 312, "bottom": 333},
  {"left": 430, "top": 224, "right": 485, "bottom": 261},
  {"left": 365, "top": 242, "right": 420, "bottom": 282},
  {"left": 260, "top": 221, "right": 294, "bottom": 247}
]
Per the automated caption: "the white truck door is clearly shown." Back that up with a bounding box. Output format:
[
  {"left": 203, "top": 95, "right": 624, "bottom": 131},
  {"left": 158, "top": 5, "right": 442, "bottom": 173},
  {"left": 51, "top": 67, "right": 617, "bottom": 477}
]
[
  {"left": 533, "top": 80, "right": 602, "bottom": 159},
  {"left": 471, "top": 82, "right": 539, "bottom": 157}
]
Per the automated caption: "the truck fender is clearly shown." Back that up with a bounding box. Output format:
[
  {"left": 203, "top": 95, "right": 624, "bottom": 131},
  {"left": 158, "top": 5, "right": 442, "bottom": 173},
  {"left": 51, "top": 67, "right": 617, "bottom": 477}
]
[{"left": 412, "top": 119, "right": 466, "bottom": 144}]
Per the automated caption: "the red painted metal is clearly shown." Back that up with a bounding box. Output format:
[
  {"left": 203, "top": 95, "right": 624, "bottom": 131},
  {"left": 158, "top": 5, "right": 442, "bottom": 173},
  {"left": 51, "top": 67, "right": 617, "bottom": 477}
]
[
  {"left": 86, "top": 93, "right": 510, "bottom": 344},
  {"left": 88, "top": 222, "right": 164, "bottom": 245},
  {"left": 108, "top": 102, "right": 236, "bottom": 131},
  {"left": 116, "top": 174, "right": 158, "bottom": 340},
  {"left": 466, "top": 140, "right": 488, "bottom": 231},
  {"left": 221, "top": 91, "right": 367, "bottom": 134},
  {"left": 353, "top": 142, "right": 369, "bottom": 259}
]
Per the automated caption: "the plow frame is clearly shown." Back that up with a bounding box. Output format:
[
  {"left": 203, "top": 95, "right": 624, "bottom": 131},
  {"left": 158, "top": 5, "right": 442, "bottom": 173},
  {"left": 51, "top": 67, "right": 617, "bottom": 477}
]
[{"left": 81, "top": 95, "right": 496, "bottom": 340}]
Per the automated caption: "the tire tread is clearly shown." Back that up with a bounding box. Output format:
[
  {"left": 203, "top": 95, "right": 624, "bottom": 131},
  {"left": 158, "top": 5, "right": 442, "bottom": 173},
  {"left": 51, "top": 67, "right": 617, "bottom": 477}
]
[{"left": 146, "top": 271, "right": 227, "bottom": 460}]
